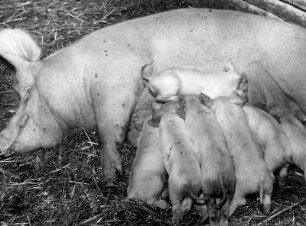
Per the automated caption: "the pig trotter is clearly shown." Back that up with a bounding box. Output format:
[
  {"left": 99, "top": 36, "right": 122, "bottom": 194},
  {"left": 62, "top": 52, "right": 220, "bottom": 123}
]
[
  {"left": 277, "top": 165, "right": 289, "bottom": 187},
  {"left": 103, "top": 149, "right": 123, "bottom": 182},
  {"left": 154, "top": 200, "right": 169, "bottom": 209},
  {"left": 262, "top": 194, "right": 272, "bottom": 215},
  {"left": 172, "top": 204, "right": 183, "bottom": 224},
  {"left": 262, "top": 203, "right": 271, "bottom": 215}
]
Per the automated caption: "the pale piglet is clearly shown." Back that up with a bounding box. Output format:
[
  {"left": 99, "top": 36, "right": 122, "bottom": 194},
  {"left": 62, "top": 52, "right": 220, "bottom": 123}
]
[
  {"left": 183, "top": 95, "right": 235, "bottom": 225},
  {"left": 203, "top": 79, "right": 274, "bottom": 216},
  {"left": 141, "top": 61, "right": 247, "bottom": 103},
  {"left": 268, "top": 106, "right": 306, "bottom": 183},
  {"left": 127, "top": 116, "right": 167, "bottom": 209},
  {"left": 155, "top": 101, "right": 202, "bottom": 224},
  {"left": 243, "top": 105, "right": 292, "bottom": 185}
]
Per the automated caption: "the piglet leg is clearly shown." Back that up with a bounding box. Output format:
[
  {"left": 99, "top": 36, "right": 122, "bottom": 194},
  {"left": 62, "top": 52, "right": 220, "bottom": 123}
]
[
  {"left": 229, "top": 192, "right": 246, "bottom": 216},
  {"left": 262, "top": 194, "right": 272, "bottom": 214},
  {"left": 277, "top": 164, "right": 290, "bottom": 186},
  {"left": 172, "top": 197, "right": 193, "bottom": 224}
]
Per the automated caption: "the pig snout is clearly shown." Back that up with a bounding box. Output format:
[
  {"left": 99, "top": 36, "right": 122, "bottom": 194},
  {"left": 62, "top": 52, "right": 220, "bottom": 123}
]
[{"left": 0, "top": 130, "right": 18, "bottom": 157}]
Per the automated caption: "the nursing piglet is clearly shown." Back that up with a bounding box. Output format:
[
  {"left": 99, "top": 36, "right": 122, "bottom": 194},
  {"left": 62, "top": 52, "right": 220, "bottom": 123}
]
[
  {"left": 203, "top": 81, "right": 274, "bottom": 216},
  {"left": 243, "top": 105, "right": 292, "bottom": 184},
  {"left": 141, "top": 61, "right": 247, "bottom": 103},
  {"left": 183, "top": 95, "right": 235, "bottom": 225},
  {"left": 127, "top": 116, "right": 167, "bottom": 209},
  {"left": 156, "top": 101, "right": 202, "bottom": 224},
  {"left": 268, "top": 106, "right": 306, "bottom": 183}
]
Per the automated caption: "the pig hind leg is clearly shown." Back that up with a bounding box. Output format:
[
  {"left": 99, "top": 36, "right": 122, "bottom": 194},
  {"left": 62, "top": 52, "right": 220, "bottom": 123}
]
[
  {"left": 208, "top": 197, "right": 230, "bottom": 226},
  {"left": 260, "top": 179, "right": 273, "bottom": 214},
  {"left": 169, "top": 178, "right": 194, "bottom": 223},
  {"left": 195, "top": 204, "right": 209, "bottom": 223},
  {"left": 229, "top": 191, "right": 246, "bottom": 216},
  {"left": 276, "top": 164, "right": 290, "bottom": 186},
  {"left": 218, "top": 199, "right": 230, "bottom": 226},
  {"left": 172, "top": 197, "right": 193, "bottom": 224}
]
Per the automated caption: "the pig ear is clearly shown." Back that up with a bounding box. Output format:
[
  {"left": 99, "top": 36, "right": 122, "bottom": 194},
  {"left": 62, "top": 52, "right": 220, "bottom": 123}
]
[
  {"left": 223, "top": 60, "right": 236, "bottom": 72},
  {"left": 178, "top": 95, "right": 185, "bottom": 108},
  {"left": 199, "top": 93, "right": 213, "bottom": 108},
  {"left": 233, "top": 73, "right": 249, "bottom": 106},
  {"left": 23, "top": 86, "right": 33, "bottom": 101},
  {"left": 265, "top": 104, "right": 284, "bottom": 117},
  {"left": 0, "top": 28, "right": 41, "bottom": 69},
  {"left": 265, "top": 103, "right": 275, "bottom": 113},
  {"left": 231, "top": 91, "right": 248, "bottom": 106}
]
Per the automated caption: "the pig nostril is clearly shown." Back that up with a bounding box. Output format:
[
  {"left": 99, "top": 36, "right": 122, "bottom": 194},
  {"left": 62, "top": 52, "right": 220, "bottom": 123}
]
[
  {"left": 0, "top": 134, "right": 11, "bottom": 148},
  {"left": 0, "top": 155, "right": 6, "bottom": 160}
]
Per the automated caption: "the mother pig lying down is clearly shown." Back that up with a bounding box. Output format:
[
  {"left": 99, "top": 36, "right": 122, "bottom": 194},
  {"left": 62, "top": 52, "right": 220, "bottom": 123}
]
[{"left": 2, "top": 8, "right": 306, "bottom": 182}]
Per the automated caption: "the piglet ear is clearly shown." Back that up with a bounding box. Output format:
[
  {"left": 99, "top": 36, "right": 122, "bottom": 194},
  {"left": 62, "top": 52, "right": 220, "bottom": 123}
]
[
  {"left": 0, "top": 28, "right": 41, "bottom": 68},
  {"left": 223, "top": 60, "right": 236, "bottom": 73},
  {"left": 178, "top": 95, "right": 185, "bottom": 107},
  {"left": 199, "top": 93, "right": 213, "bottom": 108},
  {"left": 231, "top": 91, "right": 248, "bottom": 106}
]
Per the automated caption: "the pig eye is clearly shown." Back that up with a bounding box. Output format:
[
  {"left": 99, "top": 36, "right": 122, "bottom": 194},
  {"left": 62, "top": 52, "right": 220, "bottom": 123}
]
[
  {"left": 19, "top": 114, "right": 29, "bottom": 127},
  {"left": 22, "top": 86, "right": 32, "bottom": 101}
]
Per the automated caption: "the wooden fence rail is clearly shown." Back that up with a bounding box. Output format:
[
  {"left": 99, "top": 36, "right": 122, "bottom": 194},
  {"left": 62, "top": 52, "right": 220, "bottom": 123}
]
[{"left": 197, "top": 0, "right": 306, "bottom": 28}]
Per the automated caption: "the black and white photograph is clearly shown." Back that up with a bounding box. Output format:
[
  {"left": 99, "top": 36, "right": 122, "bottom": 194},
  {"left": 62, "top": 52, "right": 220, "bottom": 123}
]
[{"left": 1, "top": 0, "right": 306, "bottom": 225}]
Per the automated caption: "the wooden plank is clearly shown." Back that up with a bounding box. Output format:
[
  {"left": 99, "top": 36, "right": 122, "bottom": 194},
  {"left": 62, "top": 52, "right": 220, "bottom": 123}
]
[
  {"left": 245, "top": 0, "right": 306, "bottom": 28},
  {"left": 227, "top": 0, "right": 282, "bottom": 19},
  {"left": 282, "top": 0, "right": 306, "bottom": 12}
]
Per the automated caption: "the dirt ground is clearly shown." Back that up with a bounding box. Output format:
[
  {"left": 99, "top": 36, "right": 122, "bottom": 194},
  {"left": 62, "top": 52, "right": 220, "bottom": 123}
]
[{"left": 0, "top": 0, "right": 306, "bottom": 225}]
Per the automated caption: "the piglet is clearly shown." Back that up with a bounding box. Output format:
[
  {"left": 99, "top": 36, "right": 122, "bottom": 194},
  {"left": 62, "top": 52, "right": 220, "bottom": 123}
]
[
  {"left": 268, "top": 106, "right": 306, "bottom": 184},
  {"left": 141, "top": 61, "right": 247, "bottom": 103},
  {"left": 243, "top": 105, "right": 292, "bottom": 185},
  {"left": 183, "top": 95, "right": 235, "bottom": 225},
  {"left": 155, "top": 101, "right": 202, "bottom": 224},
  {"left": 203, "top": 77, "right": 274, "bottom": 216},
  {"left": 127, "top": 115, "right": 167, "bottom": 209}
]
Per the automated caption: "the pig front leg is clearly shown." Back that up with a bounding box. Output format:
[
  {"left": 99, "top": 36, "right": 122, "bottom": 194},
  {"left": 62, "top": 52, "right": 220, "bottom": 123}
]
[
  {"left": 259, "top": 178, "right": 274, "bottom": 214},
  {"left": 262, "top": 193, "right": 272, "bottom": 214},
  {"left": 96, "top": 111, "right": 128, "bottom": 182},
  {"left": 93, "top": 85, "right": 139, "bottom": 182}
]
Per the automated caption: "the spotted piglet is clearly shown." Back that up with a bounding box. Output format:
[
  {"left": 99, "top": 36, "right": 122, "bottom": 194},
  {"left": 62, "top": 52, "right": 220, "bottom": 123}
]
[
  {"left": 183, "top": 95, "right": 235, "bottom": 225},
  {"left": 127, "top": 115, "right": 167, "bottom": 209},
  {"left": 155, "top": 101, "right": 202, "bottom": 224},
  {"left": 203, "top": 77, "right": 274, "bottom": 216}
]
